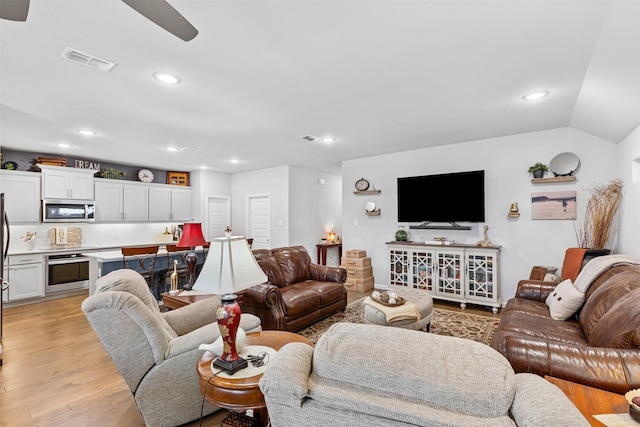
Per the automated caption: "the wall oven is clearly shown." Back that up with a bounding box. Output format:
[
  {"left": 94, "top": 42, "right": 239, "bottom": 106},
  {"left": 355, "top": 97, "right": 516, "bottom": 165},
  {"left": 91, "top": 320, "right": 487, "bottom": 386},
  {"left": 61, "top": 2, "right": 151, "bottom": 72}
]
[
  {"left": 42, "top": 199, "right": 95, "bottom": 223},
  {"left": 46, "top": 253, "right": 90, "bottom": 293}
]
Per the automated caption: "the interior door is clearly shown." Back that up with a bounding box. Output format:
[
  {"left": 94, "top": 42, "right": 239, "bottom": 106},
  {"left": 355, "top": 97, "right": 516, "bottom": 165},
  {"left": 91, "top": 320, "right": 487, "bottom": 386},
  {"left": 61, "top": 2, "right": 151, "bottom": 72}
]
[
  {"left": 206, "top": 196, "right": 230, "bottom": 240},
  {"left": 248, "top": 194, "right": 270, "bottom": 249}
]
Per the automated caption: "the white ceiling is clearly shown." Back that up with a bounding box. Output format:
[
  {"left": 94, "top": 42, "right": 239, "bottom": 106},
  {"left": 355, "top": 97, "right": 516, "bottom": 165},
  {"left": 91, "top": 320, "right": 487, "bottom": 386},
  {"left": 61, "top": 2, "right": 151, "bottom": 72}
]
[{"left": 1, "top": 0, "right": 639, "bottom": 175}]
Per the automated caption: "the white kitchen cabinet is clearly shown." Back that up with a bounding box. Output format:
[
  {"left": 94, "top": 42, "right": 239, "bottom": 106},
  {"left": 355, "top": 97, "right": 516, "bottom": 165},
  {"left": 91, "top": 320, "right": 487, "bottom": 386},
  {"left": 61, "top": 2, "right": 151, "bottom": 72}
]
[
  {"left": 0, "top": 170, "right": 41, "bottom": 223},
  {"left": 148, "top": 186, "right": 192, "bottom": 222},
  {"left": 5, "top": 254, "right": 45, "bottom": 301},
  {"left": 387, "top": 242, "right": 501, "bottom": 313},
  {"left": 39, "top": 164, "right": 95, "bottom": 200},
  {"left": 94, "top": 179, "right": 149, "bottom": 222}
]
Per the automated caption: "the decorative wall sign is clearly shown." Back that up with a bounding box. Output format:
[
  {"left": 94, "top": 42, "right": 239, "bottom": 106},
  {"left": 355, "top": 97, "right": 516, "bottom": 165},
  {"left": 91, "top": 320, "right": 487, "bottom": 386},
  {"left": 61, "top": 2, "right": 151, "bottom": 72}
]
[
  {"left": 531, "top": 191, "right": 577, "bottom": 220},
  {"left": 167, "top": 171, "right": 189, "bottom": 186}
]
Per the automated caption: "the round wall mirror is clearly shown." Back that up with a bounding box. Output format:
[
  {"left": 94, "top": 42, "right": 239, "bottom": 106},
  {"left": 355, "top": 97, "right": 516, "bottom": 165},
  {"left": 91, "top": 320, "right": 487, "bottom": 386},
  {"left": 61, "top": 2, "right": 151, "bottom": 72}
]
[
  {"left": 365, "top": 201, "right": 376, "bottom": 212},
  {"left": 549, "top": 152, "right": 580, "bottom": 176}
]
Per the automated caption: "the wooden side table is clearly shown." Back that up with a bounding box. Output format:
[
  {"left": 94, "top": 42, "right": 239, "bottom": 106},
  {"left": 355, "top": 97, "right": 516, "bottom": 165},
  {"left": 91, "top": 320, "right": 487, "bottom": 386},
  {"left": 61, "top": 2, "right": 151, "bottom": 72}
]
[
  {"left": 545, "top": 376, "right": 628, "bottom": 426},
  {"left": 316, "top": 243, "right": 342, "bottom": 265},
  {"left": 197, "top": 331, "right": 312, "bottom": 427},
  {"left": 161, "top": 290, "right": 216, "bottom": 310}
]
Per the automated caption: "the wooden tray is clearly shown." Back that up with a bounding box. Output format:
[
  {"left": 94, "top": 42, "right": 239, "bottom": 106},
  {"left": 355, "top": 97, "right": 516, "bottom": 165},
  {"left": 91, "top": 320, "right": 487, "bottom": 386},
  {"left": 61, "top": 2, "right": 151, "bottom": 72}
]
[{"left": 372, "top": 294, "right": 406, "bottom": 307}]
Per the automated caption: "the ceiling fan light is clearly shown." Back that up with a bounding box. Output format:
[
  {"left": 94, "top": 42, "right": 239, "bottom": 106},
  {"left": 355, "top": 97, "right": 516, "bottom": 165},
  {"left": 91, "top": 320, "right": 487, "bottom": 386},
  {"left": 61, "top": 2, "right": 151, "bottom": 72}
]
[
  {"left": 522, "top": 90, "right": 550, "bottom": 101},
  {"left": 153, "top": 72, "right": 181, "bottom": 84}
]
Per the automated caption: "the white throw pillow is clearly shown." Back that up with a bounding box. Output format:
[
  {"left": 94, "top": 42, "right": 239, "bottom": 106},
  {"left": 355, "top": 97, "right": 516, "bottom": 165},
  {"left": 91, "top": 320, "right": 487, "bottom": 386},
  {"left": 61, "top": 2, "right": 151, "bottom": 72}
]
[{"left": 545, "top": 279, "right": 585, "bottom": 320}]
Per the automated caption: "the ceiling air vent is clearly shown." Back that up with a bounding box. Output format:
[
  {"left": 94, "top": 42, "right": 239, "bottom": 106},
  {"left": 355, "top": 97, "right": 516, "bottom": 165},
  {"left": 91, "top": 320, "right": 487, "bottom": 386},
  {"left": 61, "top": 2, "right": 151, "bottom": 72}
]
[{"left": 61, "top": 47, "right": 116, "bottom": 72}]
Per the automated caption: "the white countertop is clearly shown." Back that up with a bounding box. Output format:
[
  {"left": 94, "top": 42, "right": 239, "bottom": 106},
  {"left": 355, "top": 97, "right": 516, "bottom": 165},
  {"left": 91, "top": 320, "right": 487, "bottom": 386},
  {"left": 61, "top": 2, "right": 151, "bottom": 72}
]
[
  {"left": 82, "top": 246, "right": 204, "bottom": 262},
  {"left": 7, "top": 241, "right": 181, "bottom": 257}
]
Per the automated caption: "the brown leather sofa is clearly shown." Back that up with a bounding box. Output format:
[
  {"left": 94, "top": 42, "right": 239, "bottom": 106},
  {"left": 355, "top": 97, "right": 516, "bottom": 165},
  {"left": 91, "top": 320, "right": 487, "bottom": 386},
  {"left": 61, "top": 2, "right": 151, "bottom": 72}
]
[
  {"left": 242, "top": 246, "right": 347, "bottom": 331},
  {"left": 491, "top": 262, "right": 640, "bottom": 393}
]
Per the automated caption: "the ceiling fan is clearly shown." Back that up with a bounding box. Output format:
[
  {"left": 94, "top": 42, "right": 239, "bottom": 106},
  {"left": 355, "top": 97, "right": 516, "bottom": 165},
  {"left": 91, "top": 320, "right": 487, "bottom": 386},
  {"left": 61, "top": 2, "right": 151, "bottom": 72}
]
[{"left": 0, "top": 0, "right": 198, "bottom": 41}]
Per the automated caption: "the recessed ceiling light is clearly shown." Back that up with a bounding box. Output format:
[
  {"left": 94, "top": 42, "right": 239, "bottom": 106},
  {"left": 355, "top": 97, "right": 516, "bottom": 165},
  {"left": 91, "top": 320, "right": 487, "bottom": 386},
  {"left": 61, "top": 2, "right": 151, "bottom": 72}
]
[
  {"left": 57, "top": 143, "right": 72, "bottom": 148},
  {"left": 165, "top": 146, "right": 179, "bottom": 152},
  {"left": 76, "top": 129, "right": 96, "bottom": 136},
  {"left": 200, "top": 165, "right": 207, "bottom": 170},
  {"left": 321, "top": 136, "right": 336, "bottom": 143},
  {"left": 153, "top": 72, "right": 181, "bottom": 84},
  {"left": 522, "top": 90, "right": 550, "bottom": 101},
  {"left": 229, "top": 159, "right": 240, "bottom": 164}
]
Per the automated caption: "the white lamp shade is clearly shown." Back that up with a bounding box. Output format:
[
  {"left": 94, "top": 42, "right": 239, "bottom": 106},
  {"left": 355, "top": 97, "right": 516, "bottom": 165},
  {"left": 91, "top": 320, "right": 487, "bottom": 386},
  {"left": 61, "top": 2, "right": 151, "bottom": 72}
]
[{"left": 192, "top": 236, "right": 267, "bottom": 294}]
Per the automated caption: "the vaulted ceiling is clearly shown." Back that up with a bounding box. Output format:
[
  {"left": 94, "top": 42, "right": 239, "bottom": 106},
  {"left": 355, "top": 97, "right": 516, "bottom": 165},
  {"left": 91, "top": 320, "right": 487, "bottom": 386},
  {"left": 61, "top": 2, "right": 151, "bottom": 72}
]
[{"left": 1, "top": 0, "right": 638, "bottom": 174}]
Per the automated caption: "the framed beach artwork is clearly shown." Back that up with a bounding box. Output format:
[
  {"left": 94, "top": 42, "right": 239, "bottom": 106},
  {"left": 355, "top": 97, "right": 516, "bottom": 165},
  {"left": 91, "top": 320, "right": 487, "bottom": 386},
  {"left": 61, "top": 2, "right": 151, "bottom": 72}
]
[{"left": 531, "top": 191, "right": 577, "bottom": 220}]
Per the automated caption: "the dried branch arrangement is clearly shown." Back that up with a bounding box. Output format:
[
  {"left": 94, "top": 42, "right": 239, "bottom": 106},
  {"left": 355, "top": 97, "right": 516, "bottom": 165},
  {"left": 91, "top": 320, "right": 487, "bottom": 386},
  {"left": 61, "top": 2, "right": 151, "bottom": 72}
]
[{"left": 576, "top": 178, "right": 624, "bottom": 250}]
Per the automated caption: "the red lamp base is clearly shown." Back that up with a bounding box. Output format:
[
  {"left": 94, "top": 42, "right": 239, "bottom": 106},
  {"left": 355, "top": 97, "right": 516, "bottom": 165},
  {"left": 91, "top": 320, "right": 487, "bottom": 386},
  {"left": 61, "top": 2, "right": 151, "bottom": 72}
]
[{"left": 213, "top": 293, "right": 247, "bottom": 375}]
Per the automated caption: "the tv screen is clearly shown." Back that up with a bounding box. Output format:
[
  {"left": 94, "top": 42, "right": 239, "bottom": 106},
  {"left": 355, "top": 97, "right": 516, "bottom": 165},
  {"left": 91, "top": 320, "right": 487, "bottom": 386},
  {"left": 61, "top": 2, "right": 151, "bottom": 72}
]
[{"left": 397, "top": 170, "right": 485, "bottom": 223}]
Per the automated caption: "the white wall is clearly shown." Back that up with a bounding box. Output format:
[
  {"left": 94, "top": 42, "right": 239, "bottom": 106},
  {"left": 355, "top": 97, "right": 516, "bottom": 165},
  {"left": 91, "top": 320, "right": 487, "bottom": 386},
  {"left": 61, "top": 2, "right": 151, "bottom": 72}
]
[
  {"left": 230, "top": 166, "right": 290, "bottom": 248},
  {"left": 190, "top": 169, "right": 232, "bottom": 224},
  {"left": 230, "top": 165, "right": 342, "bottom": 257},
  {"left": 342, "top": 127, "right": 630, "bottom": 302},
  {"left": 289, "top": 166, "right": 342, "bottom": 262},
  {"left": 617, "top": 124, "right": 640, "bottom": 255}
]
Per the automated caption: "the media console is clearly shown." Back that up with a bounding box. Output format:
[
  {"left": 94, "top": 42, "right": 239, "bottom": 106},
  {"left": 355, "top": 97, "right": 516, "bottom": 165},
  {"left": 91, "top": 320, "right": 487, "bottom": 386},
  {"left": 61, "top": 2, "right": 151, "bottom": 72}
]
[
  {"left": 387, "top": 241, "right": 501, "bottom": 313},
  {"left": 409, "top": 222, "right": 472, "bottom": 230}
]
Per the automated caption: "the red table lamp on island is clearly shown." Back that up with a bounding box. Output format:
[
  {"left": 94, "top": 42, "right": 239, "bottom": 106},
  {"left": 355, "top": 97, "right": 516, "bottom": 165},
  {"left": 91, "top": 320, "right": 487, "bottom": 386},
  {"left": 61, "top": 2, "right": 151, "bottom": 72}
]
[
  {"left": 176, "top": 223, "right": 208, "bottom": 291},
  {"left": 191, "top": 235, "right": 267, "bottom": 374}
]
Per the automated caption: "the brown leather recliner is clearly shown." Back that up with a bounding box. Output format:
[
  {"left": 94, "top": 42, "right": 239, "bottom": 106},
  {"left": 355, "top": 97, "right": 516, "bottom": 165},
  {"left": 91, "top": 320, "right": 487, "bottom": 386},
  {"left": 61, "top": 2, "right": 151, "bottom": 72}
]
[
  {"left": 242, "top": 246, "right": 347, "bottom": 331},
  {"left": 491, "top": 262, "right": 640, "bottom": 393}
]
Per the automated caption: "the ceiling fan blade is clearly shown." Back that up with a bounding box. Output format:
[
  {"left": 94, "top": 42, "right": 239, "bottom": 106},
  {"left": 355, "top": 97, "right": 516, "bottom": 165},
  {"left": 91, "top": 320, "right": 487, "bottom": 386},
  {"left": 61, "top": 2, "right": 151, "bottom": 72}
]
[
  {"left": 122, "top": 0, "right": 198, "bottom": 41},
  {"left": 0, "top": 0, "right": 30, "bottom": 21}
]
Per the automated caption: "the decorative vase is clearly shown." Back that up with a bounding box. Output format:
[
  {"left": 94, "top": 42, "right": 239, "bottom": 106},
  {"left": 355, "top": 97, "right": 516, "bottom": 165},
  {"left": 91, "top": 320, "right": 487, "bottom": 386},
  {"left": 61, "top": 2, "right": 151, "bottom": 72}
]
[
  {"left": 212, "top": 294, "right": 248, "bottom": 374},
  {"left": 395, "top": 229, "right": 408, "bottom": 241}
]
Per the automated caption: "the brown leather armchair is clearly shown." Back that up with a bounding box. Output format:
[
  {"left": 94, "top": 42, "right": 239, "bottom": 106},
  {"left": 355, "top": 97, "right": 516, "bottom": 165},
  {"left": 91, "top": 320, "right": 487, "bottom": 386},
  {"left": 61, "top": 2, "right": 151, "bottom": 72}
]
[
  {"left": 491, "top": 262, "right": 640, "bottom": 393},
  {"left": 242, "top": 246, "right": 347, "bottom": 331}
]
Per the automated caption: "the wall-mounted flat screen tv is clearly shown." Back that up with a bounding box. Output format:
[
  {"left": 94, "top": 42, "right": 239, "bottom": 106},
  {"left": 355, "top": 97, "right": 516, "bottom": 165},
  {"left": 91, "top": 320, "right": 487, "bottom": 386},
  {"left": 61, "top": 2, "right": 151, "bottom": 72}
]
[{"left": 397, "top": 170, "right": 485, "bottom": 224}]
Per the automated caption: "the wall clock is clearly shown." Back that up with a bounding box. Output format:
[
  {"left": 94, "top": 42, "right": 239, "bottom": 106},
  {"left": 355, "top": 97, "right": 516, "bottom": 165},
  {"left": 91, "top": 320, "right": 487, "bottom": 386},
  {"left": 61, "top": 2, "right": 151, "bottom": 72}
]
[
  {"left": 355, "top": 178, "right": 370, "bottom": 191},
  {"left": 138, "top": 169, "right": 154, "bottom": 183}
]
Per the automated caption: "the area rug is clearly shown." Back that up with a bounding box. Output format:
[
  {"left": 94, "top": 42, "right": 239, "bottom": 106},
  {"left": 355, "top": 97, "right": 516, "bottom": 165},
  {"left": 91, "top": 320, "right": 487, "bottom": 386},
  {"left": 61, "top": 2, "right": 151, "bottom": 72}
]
[{"left": 298, "top": 298, "right": 500, "bottom": 345}]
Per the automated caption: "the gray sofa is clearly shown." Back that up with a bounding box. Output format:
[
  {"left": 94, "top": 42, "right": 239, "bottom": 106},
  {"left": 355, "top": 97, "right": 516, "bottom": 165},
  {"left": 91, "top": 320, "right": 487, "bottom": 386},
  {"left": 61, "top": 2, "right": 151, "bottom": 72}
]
[
  {"left": 82, "top": 269, "right": 262, "bottom": 427},
  {"left": 259, "top": 323, "right": 589, "bottom": 427}
]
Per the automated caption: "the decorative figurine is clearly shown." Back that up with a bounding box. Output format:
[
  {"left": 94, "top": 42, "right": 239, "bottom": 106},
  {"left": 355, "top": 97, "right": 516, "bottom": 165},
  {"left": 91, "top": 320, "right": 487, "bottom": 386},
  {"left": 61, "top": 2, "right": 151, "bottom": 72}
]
[
  {"left": 224, "top": 226, "right": 232, "bottom": 238},
  {"left": 169, "top": 260, "right": 179, "bottom": 294},
  {"left": 476, "top": 225, "right": 493, "bottom": 247},
  {"left": 508, "top": 202, "right": 520, "bottom": 218}
]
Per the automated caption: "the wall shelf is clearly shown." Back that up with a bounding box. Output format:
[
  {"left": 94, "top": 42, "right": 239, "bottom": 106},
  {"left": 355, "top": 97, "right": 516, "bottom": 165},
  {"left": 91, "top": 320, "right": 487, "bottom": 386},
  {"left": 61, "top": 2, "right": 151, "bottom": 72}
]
[
  {"left": 354, "top": 189, "right": 381, "bottom": 195},
  {"left": 531, "top": 176, "right": 576, "bottom": 184}
]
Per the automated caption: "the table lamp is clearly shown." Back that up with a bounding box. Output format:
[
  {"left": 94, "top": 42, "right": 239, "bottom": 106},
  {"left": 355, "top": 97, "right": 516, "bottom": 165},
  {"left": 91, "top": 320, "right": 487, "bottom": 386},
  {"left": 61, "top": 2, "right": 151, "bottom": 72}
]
[
  {"left": 192, "top": 236, "right": 267, "bottom": 374},
  {"left": 177, "top": 222, "right": 207, "bottom": 290}
]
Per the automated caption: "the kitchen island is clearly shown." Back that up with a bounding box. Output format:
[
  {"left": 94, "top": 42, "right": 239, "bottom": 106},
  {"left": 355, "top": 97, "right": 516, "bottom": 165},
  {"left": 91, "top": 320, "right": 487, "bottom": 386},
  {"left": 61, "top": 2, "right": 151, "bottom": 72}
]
[{"left": 83, "top": 247, "right": 205, "bottom": 295}]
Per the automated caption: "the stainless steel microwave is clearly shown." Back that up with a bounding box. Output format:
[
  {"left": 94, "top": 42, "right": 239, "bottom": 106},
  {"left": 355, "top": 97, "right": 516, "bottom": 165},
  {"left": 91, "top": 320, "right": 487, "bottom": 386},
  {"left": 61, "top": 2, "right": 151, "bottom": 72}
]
[{"left": 42, "top": 199, "right": 95, "bottom": 223}]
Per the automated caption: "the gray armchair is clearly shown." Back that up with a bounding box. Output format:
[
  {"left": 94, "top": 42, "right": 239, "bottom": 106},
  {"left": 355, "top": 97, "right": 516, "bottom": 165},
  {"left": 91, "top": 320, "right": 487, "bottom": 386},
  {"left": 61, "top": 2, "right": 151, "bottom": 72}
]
[
  {"left": 259, "top": 323, "right": 589, "bottom": 427},
  {"left": 82, "top": 269, "right": 262, "bottom": 427}
]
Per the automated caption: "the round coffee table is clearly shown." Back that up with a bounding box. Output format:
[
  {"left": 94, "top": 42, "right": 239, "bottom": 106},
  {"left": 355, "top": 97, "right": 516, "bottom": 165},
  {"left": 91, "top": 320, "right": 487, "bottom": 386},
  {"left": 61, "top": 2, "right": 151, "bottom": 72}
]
[
  {"left": 197, "top": 330, "right": 312, "bottom": 427},
  {"left": 363, "top": 287, "right": 433, "bottom": 331}
]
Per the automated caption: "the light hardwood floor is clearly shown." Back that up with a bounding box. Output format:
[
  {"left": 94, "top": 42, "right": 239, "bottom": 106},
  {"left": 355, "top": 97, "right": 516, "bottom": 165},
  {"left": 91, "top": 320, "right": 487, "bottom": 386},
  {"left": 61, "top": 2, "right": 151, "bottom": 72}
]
[{"left": 0, "top": 289, "right": 499, "bottom": 427}]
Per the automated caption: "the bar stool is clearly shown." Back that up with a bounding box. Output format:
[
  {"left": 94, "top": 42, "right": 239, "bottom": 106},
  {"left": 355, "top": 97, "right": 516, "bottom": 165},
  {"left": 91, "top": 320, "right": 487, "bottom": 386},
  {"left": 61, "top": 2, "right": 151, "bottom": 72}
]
[{"left": 122, "top": 245, "right": 159, "bottom": 297}]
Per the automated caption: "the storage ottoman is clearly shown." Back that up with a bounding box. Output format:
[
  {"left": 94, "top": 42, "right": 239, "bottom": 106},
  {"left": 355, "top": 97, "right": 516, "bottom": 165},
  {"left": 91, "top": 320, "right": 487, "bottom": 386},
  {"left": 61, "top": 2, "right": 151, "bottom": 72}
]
[{"left": 363, "top": 287, "right": 433, "bottom": 331}]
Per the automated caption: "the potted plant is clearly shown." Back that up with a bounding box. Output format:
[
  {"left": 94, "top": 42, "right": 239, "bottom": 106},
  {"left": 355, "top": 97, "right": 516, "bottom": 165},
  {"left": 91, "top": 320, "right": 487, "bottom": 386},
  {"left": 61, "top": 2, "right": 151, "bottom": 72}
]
[
  {"left": 528, "top": 162, "right": 549, "bottom": 178},
  {"left": 100, "top": 168, "right": 126, "bottom": 179}
]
